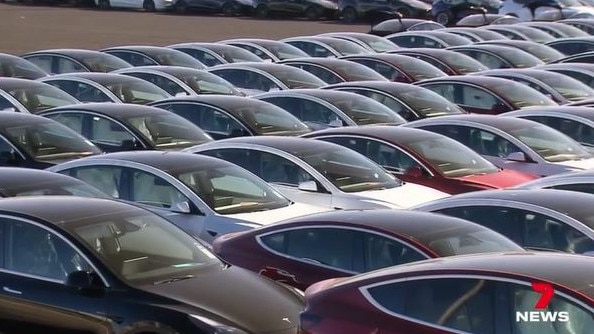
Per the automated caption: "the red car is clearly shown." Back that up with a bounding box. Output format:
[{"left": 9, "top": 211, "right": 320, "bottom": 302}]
[
  {"left": 302, "top": 126, "right": 537, "bottom": 194},
  {"left": 212, "top": 209, "right": 524, "bottom": 290},
  {"left": 301, "top": 252, "right": 594, "bottom": 334}
]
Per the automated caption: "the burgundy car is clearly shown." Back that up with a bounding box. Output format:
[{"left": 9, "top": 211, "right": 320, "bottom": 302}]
[
  {"left": 302, "top": 126, "right": 537, "bottom": 194},
  {"left": 212, "top": 209, "right": 523, "bottom": 290},
  {"left": 300, "top": 252, "right": 594, "bottom": 334}
]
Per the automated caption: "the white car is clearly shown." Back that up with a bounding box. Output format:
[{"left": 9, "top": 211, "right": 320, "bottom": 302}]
[
  {"left": 184, "top": 136, "right": 450, "bottom": 210},
  {"left": 95, "top": 0, "right": 173, "bottom": 11},
  {"left": 498, "top": 0, "right": 594, "bottom": 21}
]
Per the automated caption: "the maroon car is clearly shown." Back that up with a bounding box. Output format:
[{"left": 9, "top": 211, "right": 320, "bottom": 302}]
[
  {"left": 302, "top": 126, "right": 538, "bottom": 194},
  {"left": 301, "top": 252, "right": 594, "bottom": 334},
  {"left": 212, "top": 209, "right": 524, "bottom": 291}
]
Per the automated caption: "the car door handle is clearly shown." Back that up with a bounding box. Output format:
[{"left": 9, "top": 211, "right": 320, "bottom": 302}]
[{"left": 3, "top": 286, "right": 22, "bottom": 295}]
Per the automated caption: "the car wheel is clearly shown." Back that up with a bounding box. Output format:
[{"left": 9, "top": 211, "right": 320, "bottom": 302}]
[
  {"left": 174, "top": 0, "right": 187, "bottom": 12},
  {"left": 304, "top": 6, "right": 320, "bottom": 20},
  {"left": 255, "top": 4, "right": 269, "bottom": 18},
  {"left": 435, "top": 11, "right": 453, "bottom": 26},
  {"left": 143, "top": 0, "right": 156, "bottom": 11},
  {"left": 98, "top": 0, "right": 110, "bottom": 9},
  {"left": 221, "top": 2, "right": 236, "bottom": 16},
  {"left": 341, "top": 6, "right": 357, "bottom": 22}
]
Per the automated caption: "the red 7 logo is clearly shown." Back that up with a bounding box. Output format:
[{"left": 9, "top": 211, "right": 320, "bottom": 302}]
[{"left": 532, "top": 282, "right": 554, "bottom": 310}]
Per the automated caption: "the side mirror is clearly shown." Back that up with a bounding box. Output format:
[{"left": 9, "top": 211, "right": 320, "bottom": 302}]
[
  {"left": 505, "top": 151, "right": 527, "bottom": 162},
  {"left": 171, "top": 201, "right": 192, "bottom": 214},
  {"left": 66, "top": 271, "right": 102, "bottom": 291},
  {"left": 328, "top": 119, "right": 343, "bottom": 128},
  {"left": 298, "top": 180, "right": 318, "bottom": 192},
  {"left": 404, "top": 166, "right": 424, "bottom": 178}
]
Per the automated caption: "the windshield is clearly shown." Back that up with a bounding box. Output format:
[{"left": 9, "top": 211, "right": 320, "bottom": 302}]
[
  {"left": 398, "top": 86, "right": 465, "bottom": 117},
  {"left": 80, "top": 55, "right": 132, "bottom": 72},
  {"left": 177, "top": 165, "right": 291, "bottom": 214},
  {"left": 4, "top": 179, "right": 108, "bottom": 198},
  {"left": 422, "top": 225, "right": 523, "bottom": 257},
  {"left": 69, "top": 209, "right": 220, "bottom": 282},
  {"left": 180, "top": 72, "right": 241, "bottom": 95},
  {"left": 124, "top": 113, "right": 212, "bottom": 150},
  {"left": 229, "top": 102, "right": 311, "bottom": 135},
  {"left": 327, "top": 93, "right": 407, "bottom": 125},
  {"left": 105, "top": 80, "right": 171, "bottom": 104},
  {"left": 267, "top": 66, "right": 327, "bottom": 89},
  {"left": 298, "top": 145, "right": 400, "bottom": 193},
  {"left": 535, "top": 73, "right": 594, "bottom": 101},
  {"left": 7, "top": 85, "right": 80, "bottom": 112},
  {"left": 3, "top": 121, "right": 101, "bottom": 161},
  {"left": 507, "top": 123, "right": 591, "bottom": 162},
  {"left": 407, "top": 136, "right": 500, "bottom": 177},
  {"left": 490, "top": 81, "right": 557, "bottom": 108},
  {"left": 1, "top": 57, "right": 47, "bottom": 79}
]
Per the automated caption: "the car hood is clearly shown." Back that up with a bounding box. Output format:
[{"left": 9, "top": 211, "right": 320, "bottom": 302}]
[
  {"left": 551, "top": 157, "right": 594, "bottom": 170},
  {"left": 228, "top": 202, "right": 330, "bottom": 225},
  {"left": 355, "top": 182, "right": 449, "bottom": 208},
  {"left": 142, "top": 266, "right": 303, "bottom": 332},
  {"left": 454, "top": 169, "right": 538, "bottom": 189}
]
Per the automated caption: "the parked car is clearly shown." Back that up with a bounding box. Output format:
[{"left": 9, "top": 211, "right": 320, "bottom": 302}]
[
  {"left": 168, "top": 42, "right": 264, "bottom": 66},
  {"left": 480, "top": 24, "right": 556, "bottom": 43},
  {"left": 39, "top": 73, "right": 171, "bottom": 105},
  {"left": 474, "top": 69, "right": 594, "bottom": 104},
  {"left": 0, "top": 53, "right": 47, "bottom": 79},
  {"left": 431, "top": 0, "right": 502, "bottom": 26},
  {"left": 340, "top": 54, "right": 447, "bottom": 83},
  {"left": 0, "top": 196, "right": 305, "bottom": 333},
  {"left": 369, "top": 18, "right": 445, "bottom": 36},
  {"left": 0, "top": 78, "right": 81, "bottom": 113},
  {"left": 437, "top": 27, "right": 509, "bottom": 41},
  {"left": 301, "top": 251, "right": 594, "bottom": 334},
  {"left": 47, "top": 151, "right": 328, "bottom": 243},
  {"left": 277, "top": 57, "right": 388, "bottom": 84},
  {"left": 475, "top": 39, "right": 565, "bottom": 63},
  {"left": 213, "top": 209, "right": 523, "bottom": 290},
  {"left": 218, "top": 38, "right": 310, "bottom": 61},
  {"left": 317, "top": 32, "right": 400, "bottom": 52},
  {"left": 252, "top": 0, "right": 339, "bottom": 19},
  {"left": 520, "top": 21, "right": 589, "bottom": 38},
  {"left": 415, "top": 75, "right": 557, "bottom": 114},
  {"left": 385, "top": 30, "right": 473, "bottom": 48},
  {"left": 0, "top": 167, "right": 108, "bottom": 198},
  {"left": 21, "top": 49, "right": 132, "bottom": 74},
  {"left": 185, "top": 136, "right": 449, "bottom": 209},
  {"left": 515, "top": 169, "right": 594, "bottom": 193},
  {"left": 322, "top": 81, "right": 465, "bottom": 121},
  {"left": 171, "top": 0, "right": 253, "bottom": 15},
  {"left": 112, "top": 66, "right": 243, "bottom": 96},
  {"left": 498, "top": 0, "right": 594, "bottom": 21},
  {"left": 501, "top": 106, "right": 594, "bottom": 149},
  {"left": 0, "top": 113, "right": 102, "bottom": 169},
  {"left": 447, "top": 44, "right": 544, "bottom": 69},
  {"left": 389, "top": 48, "right": 488, "bottom": 75},
  {"left": 254, "top": 89, "right": 405, "bottom": 130},
  {"left": 39, "top": 103, "right": 212, "bottom": 152},
  {"left": 403, "top": 114, "right": 594, "bottom": 176},
  {"left": 338, "top": 0, "right": 431, "bottom": 23},
  {"left": 280, "top": 36, "right": 372, "bottom": 57},
  {"left": 414, "top": 189, "right": 594, "bottom": 253},
  {"left": 149, "top": 95, "right": 311, "bottom": 139},
  {"left": 95, "top": 0, "right": 173, "bottom": 10},
  {"left": 303, "top": 126, "right": 537, "bottom": 194},
  {"left": 206, "top": 62, "right": 326, "bottom": 95},
  {"left": 101, "top": 46, "right": 207, "bottom": 69}
]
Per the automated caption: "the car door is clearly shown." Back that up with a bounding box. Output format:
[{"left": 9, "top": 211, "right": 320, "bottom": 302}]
[
  {"left": 0, "top": 217, "right": 111, "bottom": 334},
  {"left": 45, "top": 80, "right": 112, "bottom": 103},
  {"left": 122, "top": 72, "right": 188, "bottom": 96},
  {"left": 259, "top": 96, "right": 345, "bottom": 130}
]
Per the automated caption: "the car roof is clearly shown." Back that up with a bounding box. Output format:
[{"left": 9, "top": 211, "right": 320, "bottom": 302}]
[
  {"left": 101, "top": 45, "right": 177, "bottom": 54},
  {"left": 210, "top": 62, "right": 295, "bottom": 72},
  {"left": 449, "top": 44, "right": 519, "bottom": 52},
  {"left": 22, "top": 48, "right": 113, "bottom": 58},
  {"left": 257, "top": 88, "right": 365, "bottom": 102},
  {"left": 118, "top": 65, "right": 206, "bottom": 76},
  {"left": 280, "top": 57, "right": 360, "bottom": 67},
  {"left": 547, "top": 36, "right": 594, "bottom": 44},
  {"left": 200, "top": 135, "right": 341, "bottom": 154},
  {"left": 408, "top": 114, "right": 539, "bottom": 129},
  {"left": 0, "top": 112, "right": 50, "bottom": 127},
  {"left": 153, "top": 95, "right": 274, "bottom": 111},
  {"left": 305, "top": 125, "right": 441, "bottom": 144},
  {"left": 417, "top": 75, "right": 516, "bottom": 87},
  {"left": 537, "top": 63, "right": 594, "bottom": 73},
  {"left": 47, "top": 72, "right": 139, "bottom": 84},
  {"left": 324, "top": 80, "right": 422, "bottom": 93},
  {"left": 514, "top": 105, "right": 594, "bottom": 120},
  {"left": 42, "top": 102, "right": 170, "bottom": 118},
  {"left": 336, "top": 251, "right": 594, "bottom": 296},
  {"left": 0, "top": 168, "right": 88, "bottom": 195},
  {"left": 0, "top": 77, "right": 50, "bottom": 90}
]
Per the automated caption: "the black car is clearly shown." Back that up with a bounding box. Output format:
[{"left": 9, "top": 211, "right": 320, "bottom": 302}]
[
  {"left": 0, "top": 196, "right": 304, "bottom": 333},
  {"left": 338, "top": 0, "right": 431, "bottom": 23},
  {"left": 0, "top": 53, "right": 48, "bottom": 80},
  {"left": 431, "top": 0, "right": 502, "bottom": 26},
  {"left": 252, "top": 0, "right": 339, "bottom": 19},
  {"left": 21, "top": 49, "right": 132, "bottom": 74},
  {"left": 38, "top": 103, "right": 213, "bottom": 152},
  {"left": 172, "top": 0, "right": 253, "bottom": 15},
  {"left": 0, "top": 113, "right": 102, "bottom": 169}
]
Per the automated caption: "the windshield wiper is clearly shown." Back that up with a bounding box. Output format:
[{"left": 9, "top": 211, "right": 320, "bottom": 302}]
[{"left": 153, "top": 274, "right": 195, "bottom": 285}]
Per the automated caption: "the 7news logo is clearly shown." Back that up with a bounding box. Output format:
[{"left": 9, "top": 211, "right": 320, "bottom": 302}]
[{"left": 515, "top": 282, "right": 569, "bottom": 323}]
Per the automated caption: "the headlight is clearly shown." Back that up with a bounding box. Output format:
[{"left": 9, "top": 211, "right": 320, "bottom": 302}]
[{"left": 189, "top": 315, "right": 249, "bottom": 334}]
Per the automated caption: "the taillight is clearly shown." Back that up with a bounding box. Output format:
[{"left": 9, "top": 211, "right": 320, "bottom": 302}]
[{"left": 299, "top": 313, "right": 322, "bottom": 334}]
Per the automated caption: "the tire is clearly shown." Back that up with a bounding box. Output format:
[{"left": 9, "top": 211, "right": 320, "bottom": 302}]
[
  {"left": 255, "top": 4, "right": 268, "bottom": 18},
  {"left": 341, "top": 6, "right": 357, "bottom": 22},
  {"left": 435, "top": 11, "right": 453, "bottom": 26},
  {"left": 221, "top": 2, "right": 236, "bottom": 16},
  {"left": 174, "top": 0, "right": 187, "bottom": 12},
  {"left": 304, "top": 6, "right": 320, "bottom": 20},
  {"left": 143, "top": 0, "right": 156, "bottom": 11},
  {"left": 98, "top": 0, "right": 110, "bottom": 9}
]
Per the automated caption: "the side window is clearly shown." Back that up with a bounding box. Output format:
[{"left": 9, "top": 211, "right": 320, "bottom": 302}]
[
  {"left": 463, "top": 51, "right": 506, "bottom": 69},
  {"left": 526, "top": 116, "right": 594, "bottom": 146},
  {"left": 176, "top": 48, "right": 221, "bottom": 67},
  {"left": 363, "top": 233, "right": 426, "bottom": 271},
  {"left": 351, "top": 59, "right": 404, "bottom": 82},
  {"left": 159, "top": 103, "right": 244, "bottom": 137},
  {"left": 549, "top": 183, "right": 594, "bottom": 195},
  {"left": 106, "top": 51, "right": 155, "bottom": 66},
  {"left": 3, "top": 218, "right": 91, "bottom": 281},
  {"left": 262, "top": 97, "right": 340, "bottom": 127},
  {"left": 129, "top": 168, "right": 189, "bottom": 209},
  {"left": 47, "top": 80, "right": 110, "bottom": 103},
  {"left": 293, "top": 64, "right": 341, "bottom": 84},
  {"left": 366, "top": 277, "right": 496, "bottom": 334},
  {"left": 259, "top": 151, "right": 315, "bottom": 186},
  {"left": 424, "top": 83, "right": 455, "bottom": 102},
  {"left": 344, "top": 89, "right": 408, "bottom": 119},
  {"left": 0, "top": 136, "right": 21, "bottom": 166},
  {"left": 437, "top": 206, "right": 516, "bottom": 240},
  {"left": 125, "top": 73, "right": 185, "bottom": 96},
  {"left": 261, "top": 228, "right": 359, "bottom": 272},
  {"left": 55, "top": 58, "right": 86, "bottom": 73},
  {"left": 416, "top": 55, "right": 450, "bottom": 73},
  {"left": 459, "top": 85, "right": 501, "bottom": 110},
  {"left": 0, "top": 94, "right": 17, "bottom": 112},
  {"left": 201, "top": 148, "right": 260, "bottom": 174},
  {"left": 211, "top": 69, "right": 249, "bottom": 89},
  {"left": 23, "top": 55, "right": 53, "bottom": 74},
  {"left": 44, "top": 113, "right": 84, "bottom": 134},
  {"left": 467, "top": 129, "right": 520, "bottom": 157},
  {"left": 66, "top": 166, "right": 122, "bottom": 198},
  {"left": 89, "top": 115, "right": 138, "bottom": 148},
  {"left": 232, "top": 45, "right": 272, "bottom": 61}
]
